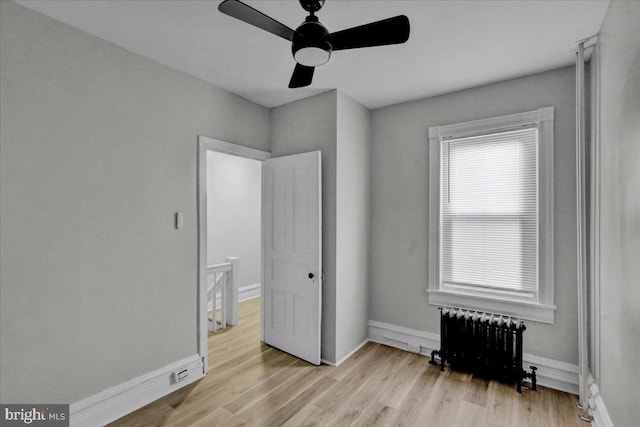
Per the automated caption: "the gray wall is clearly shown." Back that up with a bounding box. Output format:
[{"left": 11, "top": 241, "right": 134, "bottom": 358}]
[
  {"left": 270, "top": 90, "right": 371, "bottom": 364},
  {"left": 370, "top": 66, "right": 579, "bottom": 364},
  {"left": 9, "top": 0, "right": 633, "bottom": 411},
  {"left": 335, "top": 92, "right": 371, "bottom": 361},
  {"left": 270, "top": 90, "right": 338, "bottom": 363},
  {"left": 595, "top": 1, "right": 640, "bottom": 425},
  {"left": 207, "top": 151, "right": 261, "bottom": 288},
  {"left": 0, "top": 1, "right": 269, "bottom": 403}
]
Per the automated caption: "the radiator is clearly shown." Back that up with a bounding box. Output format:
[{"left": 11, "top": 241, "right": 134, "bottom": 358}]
[{"left": 429, "top": 308, "right": 537, "bottom": 393}]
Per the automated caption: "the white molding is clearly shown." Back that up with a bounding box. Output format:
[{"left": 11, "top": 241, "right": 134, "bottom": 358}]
[
  {"left": 431, "top": 107, "right": 554, "bottom": 139},
  {"left": 320, "top": 358, "right": 337, "bottom": 367},
  {"left": 588, "top": 375, "right": 613, "bottom": 427},
  {"left": 426, "top": 290, "right": 556, "bottom": 324},
  {"left": 539, "top": 106, "right": 555, "bottom": 121},
  {"left": 369, "top": 320, "right": 440, "bottom": 356},
  {"left": 427, "top": 107, "right": 556, "bottom": 323},
  {"left": 198, "top": 135, "right": 271, "bottom": 161},
  {"left": 368, "top": 320, "right": 578, "bottom": 394},
  {"left": 197, "top": 136, "right": 270, "bottom": 372},
  {"left": 428, "top": 128, "right": 441, "bottom": 305},
  {"left": 429, "top": 107, "right": 555, "bottom": 138},
  {"left": 521, "top": 353, "right": 578, "bottom": 395},
  {"left": 197, "top": 138, "right": 209, "bottom": 372},
  {"left": 239, "top": 283, "right": 261, "bottom": 302},
  {"left": 70, "top": 354, "right": 203, "bottom": 427},
  {"left": 538, "top": 106, "right": 555, "bottom": 309},
  {"left": 326, "top": 339, "right": 370, "bottom": 367}
]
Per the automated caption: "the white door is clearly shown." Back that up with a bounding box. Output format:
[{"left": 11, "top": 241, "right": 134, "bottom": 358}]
[{"left": 262, "top": 151, "right": 322, "bottom": 365}]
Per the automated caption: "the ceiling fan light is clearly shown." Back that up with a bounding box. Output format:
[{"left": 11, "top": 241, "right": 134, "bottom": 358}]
[{"left": 294, "top": 46, "right": 331, "bottom": 67}]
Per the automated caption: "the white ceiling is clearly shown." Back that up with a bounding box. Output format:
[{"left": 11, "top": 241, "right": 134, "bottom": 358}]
[{"left": 16, "top": 0, "right": 610, "bottom": 109}]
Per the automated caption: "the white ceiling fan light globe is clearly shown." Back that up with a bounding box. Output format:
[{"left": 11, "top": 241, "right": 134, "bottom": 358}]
[{"left": 294, "top": 46, "right": 331, "bottom": 67}]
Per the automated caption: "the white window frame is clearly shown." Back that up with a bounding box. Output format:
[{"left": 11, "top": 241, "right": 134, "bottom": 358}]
[{"left": 427, "top": 107, "right": 556, "bottom": 323}]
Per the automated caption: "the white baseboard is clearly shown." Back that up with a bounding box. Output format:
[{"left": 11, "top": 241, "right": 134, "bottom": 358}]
[
  {"left": 207, "top": 283, "right": 261, "bottom": 312},
  {"left": 70, "top": 354, "right": 204, "bottom": 427},
  {"left": 239, "top": 283, "right": 261, "bottom": 302},
  {"left": 521, "top": 353, "right": 578, "bottom": 394},
  {"left": 322, "top": 339, "right": 370, "bottom": 367},
  {"left": 588, "top": 374, "right": 613, "bottom": 427},
  {"left": 368, "top": 320, "right": 440, "bottom": 356},
  {"left": 367, "top": 320, "right": 579, "bottom": 394}
]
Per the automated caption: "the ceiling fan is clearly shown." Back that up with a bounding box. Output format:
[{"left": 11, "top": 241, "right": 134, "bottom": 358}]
[{"left": 218, "top": 0, "right": 410, "bottom": 88}]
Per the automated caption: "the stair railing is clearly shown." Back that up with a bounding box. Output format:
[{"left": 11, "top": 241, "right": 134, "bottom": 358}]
[{"left": 206, "top": 257, "right": 239, "bottom": 332}]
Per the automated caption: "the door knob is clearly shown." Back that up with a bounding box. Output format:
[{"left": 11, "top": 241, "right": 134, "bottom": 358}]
[{"left": 308, "top": 273, "right": 314, "bottom": 279}]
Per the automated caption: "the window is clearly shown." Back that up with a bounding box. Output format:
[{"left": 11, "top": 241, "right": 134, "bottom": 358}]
[{"left": 428, "top": 107, "right": 556, "bottom": 323}]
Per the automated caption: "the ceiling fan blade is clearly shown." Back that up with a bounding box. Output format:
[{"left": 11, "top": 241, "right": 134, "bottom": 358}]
[
  {"left": 288, "top": 64, "right": 315, "bottom": 88},
  {"left": 326, "top": 15, "right": 410, "bottom": 51},
  {"left": 219, "top": 0, "right": 296, "bottom": 41}
]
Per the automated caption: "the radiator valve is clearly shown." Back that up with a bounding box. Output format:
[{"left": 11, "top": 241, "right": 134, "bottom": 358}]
[{"left": 521, "top": 365, "right": 538, "bottom": 392}]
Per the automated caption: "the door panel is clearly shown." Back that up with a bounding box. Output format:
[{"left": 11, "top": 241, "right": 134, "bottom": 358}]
[{"left": 262, "top": 151, "right": 321, "bottom": 365}]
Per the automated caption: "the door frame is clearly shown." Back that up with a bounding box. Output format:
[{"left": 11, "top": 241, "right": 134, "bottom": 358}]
[{"left": 197, "top": 135, "right": 270, "bottom": 373}]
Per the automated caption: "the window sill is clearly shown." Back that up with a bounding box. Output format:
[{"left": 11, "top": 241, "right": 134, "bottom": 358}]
[{"left": 426, "top": 289, "right": 556, "bottom": 324}]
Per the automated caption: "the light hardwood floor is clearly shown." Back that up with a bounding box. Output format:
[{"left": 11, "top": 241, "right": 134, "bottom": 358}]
[{"left": 110, "top": 299, "right": 584, "bottom": 426}]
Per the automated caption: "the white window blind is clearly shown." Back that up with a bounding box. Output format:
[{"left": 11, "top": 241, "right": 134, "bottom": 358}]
[{"left": 440, "top": 126, "right": 538, "bottom": 298}]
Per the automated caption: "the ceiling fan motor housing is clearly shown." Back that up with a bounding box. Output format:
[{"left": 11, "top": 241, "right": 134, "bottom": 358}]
[
  {"left": 299, "top": 0, "right": 325, "bottom": 13},
  {"left": 292, "top": 16, "right": 331, "bottom": 67}
]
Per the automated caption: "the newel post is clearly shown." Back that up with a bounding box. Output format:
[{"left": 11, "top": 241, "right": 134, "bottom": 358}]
[{"left": 225, "top": 257, "right": 240, "bottom": 326}]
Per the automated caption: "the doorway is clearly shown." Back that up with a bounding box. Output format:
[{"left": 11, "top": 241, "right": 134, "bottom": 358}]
[
  {"left": 197, "top": 136, "right": 270, "bottom": 371},
  {"left": 206, "top": 150, "right": 262, "bottom": 326},
  {"left": 197, "top": 136, "right": 323, "bottom": 370}
]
